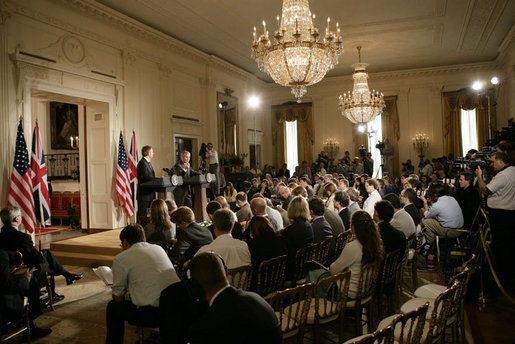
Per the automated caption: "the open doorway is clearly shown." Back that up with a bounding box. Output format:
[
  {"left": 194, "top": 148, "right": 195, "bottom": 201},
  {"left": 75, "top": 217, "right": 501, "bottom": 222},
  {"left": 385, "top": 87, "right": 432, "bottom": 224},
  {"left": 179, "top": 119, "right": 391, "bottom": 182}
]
[{"left": 174, "top": 136, "right": 198, "bottom": 169}]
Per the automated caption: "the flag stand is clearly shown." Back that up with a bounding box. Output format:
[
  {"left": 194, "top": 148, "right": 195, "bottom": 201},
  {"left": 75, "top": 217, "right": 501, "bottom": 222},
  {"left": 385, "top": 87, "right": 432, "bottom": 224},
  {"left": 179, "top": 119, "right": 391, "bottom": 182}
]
[{"left": 37, "top": 222, "right": 42, "bottom": 251}]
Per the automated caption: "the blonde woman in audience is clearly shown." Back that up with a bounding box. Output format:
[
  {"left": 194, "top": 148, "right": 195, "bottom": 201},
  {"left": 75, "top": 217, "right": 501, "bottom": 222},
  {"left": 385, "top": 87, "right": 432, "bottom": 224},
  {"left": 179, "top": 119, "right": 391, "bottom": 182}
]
[
  {"left": 330, "top": 210, "right": 384, "bottom": 298},
  {"left": 144, "top": 199, "right": 175, "bottom": 242}
]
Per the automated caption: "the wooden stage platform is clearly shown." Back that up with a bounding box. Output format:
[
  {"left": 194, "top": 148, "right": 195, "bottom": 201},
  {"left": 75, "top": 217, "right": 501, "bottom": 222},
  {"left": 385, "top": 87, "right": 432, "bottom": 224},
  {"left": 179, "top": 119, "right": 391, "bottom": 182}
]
[{"left": 50, "top": 229, "right": 123, "bottom": 267}]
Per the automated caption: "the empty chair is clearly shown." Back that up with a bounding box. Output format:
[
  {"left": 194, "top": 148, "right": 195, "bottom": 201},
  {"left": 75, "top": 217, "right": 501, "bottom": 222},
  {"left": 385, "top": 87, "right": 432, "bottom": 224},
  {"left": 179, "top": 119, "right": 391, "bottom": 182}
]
[
  {"left": 294, "top": 244, "right": 317, "bottom": 283},
  {"left": 375, "top": 302, "right": 429, "bottom": 344},
  {"left": 376, "top": 249, "right": 403, "bottom": 320},
  {"left": 315, "top": 237, "right": 333, "bottom": 267},
  {"left": 268, "top": 282, "right": 315, "bottom": 343},
  {"left": 332, "top": 230, "right": 353, "bottom": 263},
  {"left": 256, "top": 255, "right": 288, "bottom": 297},
  {"left": 405, "top": 228, "right": 425, "bottom": 290},
  {"left": 227, "top": 264, "right": 253, "bottom": 290},
  {"left": 343, "top": 325, "right": 394, "bottom": 344}
]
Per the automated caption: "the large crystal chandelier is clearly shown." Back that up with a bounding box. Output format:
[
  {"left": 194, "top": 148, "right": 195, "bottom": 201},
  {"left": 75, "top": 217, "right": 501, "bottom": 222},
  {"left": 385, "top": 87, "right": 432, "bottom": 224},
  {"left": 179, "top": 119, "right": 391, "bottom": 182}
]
[
  {"left": 338, "top": 46, "right": 385, "bottom": 124},
  {"left": 252, "top": 0, "right": 343, "bottom": 102}
]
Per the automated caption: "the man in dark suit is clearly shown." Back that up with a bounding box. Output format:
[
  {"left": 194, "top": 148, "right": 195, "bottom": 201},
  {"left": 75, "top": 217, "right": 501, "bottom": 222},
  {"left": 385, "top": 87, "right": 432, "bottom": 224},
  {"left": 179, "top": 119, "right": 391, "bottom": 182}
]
[
  {"left": 308, "top": 197, "right": 333, "bottom": 243},
  {"left": 188, "top": 252, "right": 282, "bottom": 344},
  {"left": 334, "top": 191, "right": 351, "bottom": 230},
  {"left": 373, "top": 201, "right": 406, "bottom": 255},
  {"left": 170, "top": 207, "right": 213, "bottom": 260},
  {"left": 400, "top": 188, "right": 421, "bottom": 226},
  {"left": 173, "top": 150, "right": 200, "bottom": 209},
  {"left": 137, "top": 145, "right": 156, "bottom": 218}
]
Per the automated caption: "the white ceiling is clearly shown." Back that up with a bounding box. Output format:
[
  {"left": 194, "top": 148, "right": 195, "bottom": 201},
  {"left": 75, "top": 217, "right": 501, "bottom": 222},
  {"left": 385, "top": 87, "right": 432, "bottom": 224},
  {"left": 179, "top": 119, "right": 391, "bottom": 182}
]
[{"left": 94, "top": 0, "right": 515, "bottom": 80}]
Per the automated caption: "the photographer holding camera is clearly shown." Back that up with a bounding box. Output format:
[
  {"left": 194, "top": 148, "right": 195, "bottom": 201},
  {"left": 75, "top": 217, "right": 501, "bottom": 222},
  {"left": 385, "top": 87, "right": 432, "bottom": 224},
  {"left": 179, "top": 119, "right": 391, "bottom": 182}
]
[{"left": 475, "top": 151, "right": 515, "bottom": 292}]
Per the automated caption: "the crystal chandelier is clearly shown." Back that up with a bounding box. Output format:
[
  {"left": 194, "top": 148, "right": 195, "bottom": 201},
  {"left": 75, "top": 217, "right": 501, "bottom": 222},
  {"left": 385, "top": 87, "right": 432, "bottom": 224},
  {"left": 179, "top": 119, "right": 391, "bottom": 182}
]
[
  {"left": 338, "top": 46, "right": 385, "bottom": 124},
  {"left": 252, "top": 0, "right": 343, "bottom": 102}
]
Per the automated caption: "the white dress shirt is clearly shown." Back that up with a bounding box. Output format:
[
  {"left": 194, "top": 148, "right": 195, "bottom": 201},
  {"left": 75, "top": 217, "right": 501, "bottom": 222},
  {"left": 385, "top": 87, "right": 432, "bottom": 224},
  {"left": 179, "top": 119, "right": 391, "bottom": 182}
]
[
  {"left": 195, "top": 233, "right": 251, "bottom": 269},
  {"left": 206, "top": 149, "right": 219, "bottom": 164},
  {"left": 112, "top": 242, "right": 179, "bottom": 307},
  {"left": 486, "top": 166, "right": 515, "bottom": 210},
  {"left": 266, "top": 206, "right": 284, "bottom": 230},
  {"left": 363, "top": 190, "right": 382, "bottom": 217}
]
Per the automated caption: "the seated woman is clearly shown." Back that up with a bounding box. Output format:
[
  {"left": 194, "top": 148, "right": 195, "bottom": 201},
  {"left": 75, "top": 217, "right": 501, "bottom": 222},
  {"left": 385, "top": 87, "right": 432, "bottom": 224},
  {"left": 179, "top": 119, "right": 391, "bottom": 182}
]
[
  {"left": 330, "top": 210, "right": 384, "bottom": 299},
  {"left": 144, "top": 199, "right": 175, "bottom": 243},
  {"left": 258, "top": 180, "right": 272, "bottom": 199},
  {"left": 214, "top": 196, "right": 243, "bottom": 239},
  {"left": 223, "top": 182, "right": 237, "bottom": 209},
  {"left": 170, "top": 207, "right": 213, "bottom": 260}
]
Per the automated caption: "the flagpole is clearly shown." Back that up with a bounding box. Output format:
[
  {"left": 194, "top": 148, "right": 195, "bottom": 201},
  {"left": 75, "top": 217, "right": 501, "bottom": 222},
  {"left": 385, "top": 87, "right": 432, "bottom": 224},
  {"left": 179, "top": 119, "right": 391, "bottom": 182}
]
[{"left": 37, "top": 221, "right": 42, "bottom": 251}]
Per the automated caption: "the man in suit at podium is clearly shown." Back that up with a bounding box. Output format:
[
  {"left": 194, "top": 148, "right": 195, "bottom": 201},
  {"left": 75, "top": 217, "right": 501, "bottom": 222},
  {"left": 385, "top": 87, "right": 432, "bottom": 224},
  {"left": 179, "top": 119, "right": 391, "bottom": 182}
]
[
  {"left": 173, "top": 150, "right": 200, "bottom": 209},
  {"left": 137, "top": 145, "right": 156, "bottom": 218}
]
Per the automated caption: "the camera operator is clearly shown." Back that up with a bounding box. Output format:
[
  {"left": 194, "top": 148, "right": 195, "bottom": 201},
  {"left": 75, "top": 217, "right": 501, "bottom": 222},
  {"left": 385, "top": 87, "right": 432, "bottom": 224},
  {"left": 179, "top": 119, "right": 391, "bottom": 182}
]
[
  {"left": 448, "top": 172, "right": 480, "bottom": 230},
  {"left": 419, "top": 183, "right": 464, "bottom": 256},
  {"left": 475, "top": 151, "right": 515, "bottom": 292},
  {"left": 401, "top": 160, "right": 415, "bottom": 174}
]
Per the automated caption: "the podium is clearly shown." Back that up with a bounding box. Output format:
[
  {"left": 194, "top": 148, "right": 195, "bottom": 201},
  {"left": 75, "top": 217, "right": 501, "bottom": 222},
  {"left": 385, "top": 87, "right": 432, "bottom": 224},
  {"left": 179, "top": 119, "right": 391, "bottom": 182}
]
[{"left": 140, "top": 174, "right": 215, "bottom": 222}]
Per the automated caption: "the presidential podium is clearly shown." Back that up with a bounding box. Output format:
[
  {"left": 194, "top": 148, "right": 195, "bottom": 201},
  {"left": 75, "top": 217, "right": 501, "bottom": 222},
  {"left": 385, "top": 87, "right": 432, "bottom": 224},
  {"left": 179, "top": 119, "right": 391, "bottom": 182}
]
[{"left": 139, "top": 173, "right": 215, "bottom": 222}]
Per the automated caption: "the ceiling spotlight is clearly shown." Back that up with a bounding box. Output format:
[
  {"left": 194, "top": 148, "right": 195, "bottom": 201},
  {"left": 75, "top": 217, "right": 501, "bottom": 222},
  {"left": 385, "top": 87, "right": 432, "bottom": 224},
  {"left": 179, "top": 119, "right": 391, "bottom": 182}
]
[
  {"left": 248, "top": 96, "right": 260, "bottom": 109},
  {"left": 471, "top": 81, "right": 483, "bottom": 91},
  {"left": 490, "top": 76, "right": 499, "bottom": 85},
  {"left": 218, "top": 103, "right": 223, "bottom": 109},
  {"left": 358, "top": 124, "right": 366, "bottom": 133}
]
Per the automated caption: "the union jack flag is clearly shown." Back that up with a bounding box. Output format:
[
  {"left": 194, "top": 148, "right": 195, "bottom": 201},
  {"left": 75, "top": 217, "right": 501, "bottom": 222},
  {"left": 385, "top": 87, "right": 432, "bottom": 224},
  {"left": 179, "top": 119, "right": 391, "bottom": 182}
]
[
  {"left": 31, "top": 122, "right": 51, "bottom": 227},
  {"left": 116, "top": 131, "right": 134, "bottom": 217},
  {"left": 128, "top": 131, "right": 138, "bottom": 213},
  {"left": 7, "top": 120, "right": 36, "bottom": 233}
]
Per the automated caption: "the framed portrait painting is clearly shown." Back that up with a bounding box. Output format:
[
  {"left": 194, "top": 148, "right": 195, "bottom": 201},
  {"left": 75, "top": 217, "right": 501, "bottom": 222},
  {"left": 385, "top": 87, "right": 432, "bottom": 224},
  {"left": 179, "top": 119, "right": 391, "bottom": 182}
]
[{"left": 50, "top": 102, "right": 79, "bottom": 150}]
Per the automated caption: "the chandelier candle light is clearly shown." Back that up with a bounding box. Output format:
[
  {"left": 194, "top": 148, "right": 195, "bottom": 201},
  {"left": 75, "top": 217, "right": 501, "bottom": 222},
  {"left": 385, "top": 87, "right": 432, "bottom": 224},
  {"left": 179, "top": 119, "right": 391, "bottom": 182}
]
[
  {"left": 412, "top": 133, "right": 429, "bottom": 159},
  {"left": 323, "top": 138, "right": 340, "bottom": 163},
  {"left": 252, "top": 0, "right": 344, "bottom": 102},
  {"left": 338, "top": 46, "right": 385, "bottom": 125}
]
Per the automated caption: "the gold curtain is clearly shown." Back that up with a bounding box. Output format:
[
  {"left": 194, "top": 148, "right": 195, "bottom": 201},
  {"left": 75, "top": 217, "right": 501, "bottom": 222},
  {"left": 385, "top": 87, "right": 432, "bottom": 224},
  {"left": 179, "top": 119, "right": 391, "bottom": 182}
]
[
  {"left": 272, "top": 102, "right": 314, "bottom": 168},
  {"left": 352, "top": 124, "right": 367, "bottom": 158},
  {"left": 442, "top": 89, "right": 496, "bottom": 158},
  {"left": 382, "top": 96, "right": 400, "bottom": 176}
]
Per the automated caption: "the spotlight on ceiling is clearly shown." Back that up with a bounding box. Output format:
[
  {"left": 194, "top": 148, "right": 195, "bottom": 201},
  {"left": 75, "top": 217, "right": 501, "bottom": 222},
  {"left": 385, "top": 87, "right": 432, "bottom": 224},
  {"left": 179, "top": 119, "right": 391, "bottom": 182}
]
[
  {"left": 248, "top": 96, "right": 260, "bottom": 109},
  {"left": 490, "top": 76, "right": 499, "bottom": 85},
  {"left": 471, "top": 81, "right": 483, "bottom": 91},
  {"left": 358, "top": 124, "right": 366, "bottom": 133}
]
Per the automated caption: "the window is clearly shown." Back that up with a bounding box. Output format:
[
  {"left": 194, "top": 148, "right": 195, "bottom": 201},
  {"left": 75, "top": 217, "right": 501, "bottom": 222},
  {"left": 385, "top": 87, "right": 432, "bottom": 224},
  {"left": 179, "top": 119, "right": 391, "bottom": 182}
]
[
  {"left": 285, "top": 121, "right": 298, "bottom": 173},
  {"left": 367, "top": 114, "right": 382, "bottom": 178},
  {"left": 460, "top": 109, "right": 478, "bottom": 157}
]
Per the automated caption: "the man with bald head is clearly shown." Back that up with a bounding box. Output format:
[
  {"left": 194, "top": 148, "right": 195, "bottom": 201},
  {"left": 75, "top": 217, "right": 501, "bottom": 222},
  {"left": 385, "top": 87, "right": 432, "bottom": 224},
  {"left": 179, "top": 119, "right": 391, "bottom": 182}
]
[
  {"left": 188, "top": 252, "right": 282, "bottom": 343},
  {"left": 250, "top": 198, "right": 279, "bottom": 230},
  {"left": 279, "top": 185, "right": 293, "bottom": 211}
]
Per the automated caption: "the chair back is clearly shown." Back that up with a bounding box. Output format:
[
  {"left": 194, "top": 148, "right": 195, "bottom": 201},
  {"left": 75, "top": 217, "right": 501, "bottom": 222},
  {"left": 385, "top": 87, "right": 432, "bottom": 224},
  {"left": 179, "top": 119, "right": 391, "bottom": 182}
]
[
  {"left": 347, "top": 326, "right": 394, "bottom": 343},
  {"left": 316, "top": 237, "right": 333, "bottom": 266},
  {"left": 227, "top": 264, "right": 253, "bottom": 290},
  {"left": 461, "top": 254, "right": 476, "bottom": 270},
  {"left": 256, "top": 255, "right": 287, "bottom": 296},
  {"left": 446, "top": 267, "right": 472, "bottom": 315},
  {"left": 390, "top": 302, "right": 429, "bottom": 344},
  {"left": 6, "top": 251, "right": 24, "bottom": 268},
  {"left": 381, "top": 249, "right": 402, "bottom": 287},
  {"left": 314, "top": 270, "right": 351, "bottom": 322},
  {"left": 334, "top": 230, "right": 353, "bottom": 258},
  {"left": 356, "top": 261, "right": 380, "bottom": 304},
  {"left": 268, "top": 282, "right": 314, "bottom": 339},
  {"left": 294, "top": 244, "right": 317, "bottom": 281},
  {"left": 425, "top": 283, "right": 459, "bottom": 343}
]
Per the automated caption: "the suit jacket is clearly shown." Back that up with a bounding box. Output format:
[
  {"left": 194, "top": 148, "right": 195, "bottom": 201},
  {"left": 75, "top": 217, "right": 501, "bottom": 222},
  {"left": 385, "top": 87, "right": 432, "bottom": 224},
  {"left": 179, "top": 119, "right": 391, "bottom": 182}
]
[
  {"left": 282, "top": 218, "right": 314, "bottom": 254},
  {"left": 324, "top": 208, "right": 345, "bottom": 235},
  {"left": 173, "top": 161, "right": 201, "bottom": 205},
  {"left": 311, "top": 217, "right": 333, "bottom": 243},
  {"left": 188, "top": 286, "right": 282, "bottom": 344},
  {"left": 236, "top": 203, "right": 252, "bottom": 222},
  {"left": 0, "top": 249, "right": 30, "bottom": 322},
  {"left": 338, "top": 208, "right": 351, "bottom": 231},
  {"left": 403, "top": 203, "right": 420, "bottom": 226},
  {"left": 137, "top": 158, "right": 156, "bottom": 202},
  {"left": 0, "top": 225, "right": 43, "bottom": 267},
  {"left": 171, "top": 223, "right": 213, "bottom": 260},
  {"left": 378, "top": 221, "right": 406, "bottom": 257},
  {"left": 348, "top": 202, "right": 360, "bottom": 216}
]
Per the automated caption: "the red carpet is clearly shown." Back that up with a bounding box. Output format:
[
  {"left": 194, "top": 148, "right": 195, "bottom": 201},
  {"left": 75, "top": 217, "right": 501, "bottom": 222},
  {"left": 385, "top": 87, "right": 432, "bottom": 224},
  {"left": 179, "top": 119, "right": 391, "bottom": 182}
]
[{"left": 36, "top": 227, "right": 70, "bottom": 235}]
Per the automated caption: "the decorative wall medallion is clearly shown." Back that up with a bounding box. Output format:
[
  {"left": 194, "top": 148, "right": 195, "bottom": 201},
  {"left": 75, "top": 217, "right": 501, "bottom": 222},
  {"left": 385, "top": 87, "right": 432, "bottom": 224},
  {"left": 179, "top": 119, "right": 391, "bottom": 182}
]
[{"left": 62, "top": 36, "right": 85, "bottom": 64}]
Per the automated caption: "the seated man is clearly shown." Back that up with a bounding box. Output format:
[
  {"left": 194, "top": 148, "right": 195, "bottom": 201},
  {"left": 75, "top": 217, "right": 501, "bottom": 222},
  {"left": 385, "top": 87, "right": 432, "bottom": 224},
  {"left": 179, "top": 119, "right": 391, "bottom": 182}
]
[
  {"left": 188, "top": 252, "right": 282, "bottom": 344},
  {"left": 382, "top": 193, "right": 416, "bottom": 239},
  {"left": 0, "top": 207, "right": 84, "bottom": 307},
  {"left": 195, "top": 209, "right": 251, "bottom": 269},
  {"left": 235, "top": 192, "right": 252, "bottom": 222},
  {"left": 106, "top": 224, "right": 179, "bottom": 344},
  {"left": 205, "top": 200, "right": 222, "bottom": 239},
  {"left": 0, "top": 249, "right": 52, "bottom": 340},
  {"left": 170, "top": 207, "right": 213, "bottom": 260},
  {"left": 334, "top": 190, "right": 351, "bottom": 230},
  {"left": 308, "top": 197, "right": 333, "bottom": 243},
  {"left": 400, "top": 188, "right": 421, "bottom": 226},
  {"left": 420, "top": 183, "right": 464, "bottom": 254},
  {"left": 373, "top": 201, "right": 406, "bottom": 255},
  {"left": 451, "top": 171, "right": 480, "bottom": 230}
]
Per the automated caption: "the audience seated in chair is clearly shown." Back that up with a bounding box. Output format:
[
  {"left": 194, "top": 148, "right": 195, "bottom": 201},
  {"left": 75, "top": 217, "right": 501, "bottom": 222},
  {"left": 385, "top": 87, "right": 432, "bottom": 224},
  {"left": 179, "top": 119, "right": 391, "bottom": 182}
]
[
  {"left": 144, "top": 199, "right": 176, "bottom": 243},
  {"left": 308, "top": 197, "right": 334, "bottom": 243},
  {"left": 170, "top": 207, "right": 213, "bottom": 260}
]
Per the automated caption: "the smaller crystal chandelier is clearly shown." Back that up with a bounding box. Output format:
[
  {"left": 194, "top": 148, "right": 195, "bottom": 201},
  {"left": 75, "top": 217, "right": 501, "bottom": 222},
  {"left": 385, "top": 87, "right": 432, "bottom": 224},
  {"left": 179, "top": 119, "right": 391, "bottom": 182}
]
[
  {"left": 252, "top": 0, "right": 344, "bottom": 102},
  {"left": 338, "top": 46, "right": 385, "bottom": 124}
]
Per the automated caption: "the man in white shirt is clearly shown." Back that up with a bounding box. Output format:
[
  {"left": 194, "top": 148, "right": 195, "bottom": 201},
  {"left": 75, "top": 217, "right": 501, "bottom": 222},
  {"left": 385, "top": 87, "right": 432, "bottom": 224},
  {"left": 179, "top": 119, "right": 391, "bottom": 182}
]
[
  {"left": 420, "top": 183, "right": 464, "bottom": 245},
  {"left": 363, "top": 178, "right": 382, "bottom": 217},
  {"left": 106, "top": 224, "right": 179, "bottom": 344},
  {"left": 383, "top": 193, "right": 416, "bottom": 238},
  {"left": 196, "top": 209, "right": 251, "bottom": 269},
  {"left": 206, "top": 143, "right": 220, "bottom": 195}
]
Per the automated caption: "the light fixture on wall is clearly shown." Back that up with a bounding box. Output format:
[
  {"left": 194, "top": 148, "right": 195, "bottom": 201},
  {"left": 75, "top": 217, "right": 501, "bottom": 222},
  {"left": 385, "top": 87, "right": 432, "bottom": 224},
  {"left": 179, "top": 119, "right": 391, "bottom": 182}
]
[
  {"left": 323, "top": 138, "right": 340, "bottom": 164},
  {"left": 338, "top": 46, "right": 385, "bottom": 125},
  {"left": 252, "top": 0, "right": 343, "bottom": 102},
  {"left": 412, "top": 133, "right": 429, "bottom": 160},
  {"left": 471, "top": 76, "right": 500, "bottom": 141}
]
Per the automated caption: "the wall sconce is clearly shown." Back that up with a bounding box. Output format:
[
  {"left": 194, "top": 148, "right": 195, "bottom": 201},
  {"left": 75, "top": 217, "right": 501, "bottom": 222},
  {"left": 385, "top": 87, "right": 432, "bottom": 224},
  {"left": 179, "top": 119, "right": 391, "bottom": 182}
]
[
  {"left": 412, "top": 133, "right": 429, "bottom": 160},
  {"left": 323, "top": 139, "right": 340, "bottom": 164}
]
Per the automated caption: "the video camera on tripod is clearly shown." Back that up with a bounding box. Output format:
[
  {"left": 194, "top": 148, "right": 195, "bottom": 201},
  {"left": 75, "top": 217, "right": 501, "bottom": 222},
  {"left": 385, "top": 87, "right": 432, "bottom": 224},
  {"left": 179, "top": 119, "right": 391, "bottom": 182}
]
[{"left": 375, "top": 141, "right": 385, "bottom": 155}]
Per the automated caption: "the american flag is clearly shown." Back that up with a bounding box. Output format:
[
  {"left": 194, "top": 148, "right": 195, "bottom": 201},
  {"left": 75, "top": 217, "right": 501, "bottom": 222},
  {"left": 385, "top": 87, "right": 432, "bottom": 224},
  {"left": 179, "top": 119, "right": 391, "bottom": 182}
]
[
  {"left": 31, "top": 122, "right": 51, "bottom": 228},
  {"left": 7, "top": 120, "right": 36, "bottom": 233},
  {"left": 116, "top": 131, "right": 134, "bottom": 217},
  {"left": 128, "top": 130, "right": 138, "bottom": 213}
]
